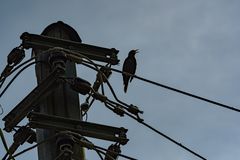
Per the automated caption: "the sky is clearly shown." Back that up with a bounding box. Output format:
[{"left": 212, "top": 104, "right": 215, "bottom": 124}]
[{"left": 0, "top": 0, "right": 240, "bottom": 160}]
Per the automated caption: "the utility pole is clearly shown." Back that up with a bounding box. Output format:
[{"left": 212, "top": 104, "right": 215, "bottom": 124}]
[
  {"left": 2, "top": 21, "right": 129, "bottom": 160},
  {"left": 34, "top": 21, "right": 84, "bottom": 160}
]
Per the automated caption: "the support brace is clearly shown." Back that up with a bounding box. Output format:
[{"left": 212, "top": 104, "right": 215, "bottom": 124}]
[
  {"left": 28, "top": 112, "right": 129, "bottom": 145},
  {"left": 2, "top": 67, "right": 63, "bottom": 132}
]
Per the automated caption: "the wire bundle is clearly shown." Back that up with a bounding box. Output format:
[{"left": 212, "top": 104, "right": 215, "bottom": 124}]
[{"left": 1, "top": 47, "right": 240, "bottom": 160}]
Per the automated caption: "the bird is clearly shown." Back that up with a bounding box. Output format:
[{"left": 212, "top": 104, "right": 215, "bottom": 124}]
[{"left": 122, "top": 49, "right": 139, "bottom": 93}]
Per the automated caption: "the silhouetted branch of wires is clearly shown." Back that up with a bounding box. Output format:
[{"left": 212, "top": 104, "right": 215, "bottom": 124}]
[
  {"left": 81, "top": 62, "right": 143, "bottom": 119},
  {"left": 0, "top": 57, "right": 35, "bottom": 83},
  {"left": 0, "top": 48, "right": 209, "bottom": 160},
  {"left": 0, "top": 128, "right": 16, "bottom": 160},
  {"left": 0, "top": 57, "right": 38, "bottom": 115},
  {"left": 3, "top": 134, "right": 57, "bottom": 160},
  {"left": 0, "top": 79, "right": 6, "bottom": 89},
  {"left": 82, "top": 60, "right": 240, "bottom": 113},
  {"left": 0, "top": 60, "right": 46, "bottom": 99},
  {"left": 70, "top": 132, "right": 137, "bottom": 160},
  {"left": 0, "top": 57, "right": 42, "bottom": 115},
  {"left": 95, "top": 145, "right": 137, "bottom": 160},
  {"left": 79, "top": 59, "right": 206, "bottom": 160},
  {"left": 96, "top": 150, "right": 104, "bottom": 160},
  {"left": 0, "top": 104, "right": 3, "bottom": 115},
  {"left": 55, "top": 49, "right": 206, "bottom": 159}
]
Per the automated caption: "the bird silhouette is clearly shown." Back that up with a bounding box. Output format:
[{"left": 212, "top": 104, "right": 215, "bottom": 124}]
[{"left": 122, "top": 49, "right": 139, "bottom": 93}]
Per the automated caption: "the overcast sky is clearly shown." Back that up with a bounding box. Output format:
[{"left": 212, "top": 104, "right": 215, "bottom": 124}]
[{"left": 1, "top": 1, "right": 240, "bottom": 160}]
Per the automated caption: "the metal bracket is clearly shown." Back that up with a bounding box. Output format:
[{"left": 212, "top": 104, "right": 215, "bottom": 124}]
[
  {"left": 20, "top": 32, "right": 120, "bottom": 65},
  {"left": 2, "top": 68, "right": 63, "bottom": 132},
  {"left": 28, "top": 112, "right": 129, "bottom": 145}
]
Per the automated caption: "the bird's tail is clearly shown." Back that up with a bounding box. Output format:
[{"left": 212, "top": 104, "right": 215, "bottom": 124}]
[{"left": 124, "top": 83, "right": 128, "bottom": 93}]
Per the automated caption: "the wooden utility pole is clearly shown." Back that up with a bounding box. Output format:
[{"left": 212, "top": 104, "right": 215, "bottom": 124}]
[
  {"left": 34, "top": 21, "right": 84, "bottom": 160},
  {"left": 2, "top": 21, "right": 125, "bottom": 160}
]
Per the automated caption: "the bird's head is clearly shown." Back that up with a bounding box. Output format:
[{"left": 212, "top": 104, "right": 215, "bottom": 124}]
[{"left": 128, "top": 49, "right": 139, "bottom": 56}]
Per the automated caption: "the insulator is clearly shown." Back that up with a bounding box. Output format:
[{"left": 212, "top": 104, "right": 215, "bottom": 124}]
[
  {"left": 104, "top": 144, "right": 121, "bottom": 160},
  {"left": 127, "top": 104, "right": 143, "bottom": 115},
  {"left": 80, "top": 102, "right": 90, "bottom": 112},
  {"left": 0, "top": 65, "right": 14, "bottom": 78},
  {"left": 48, "top": 52, "right": 67, "bottom": 72},
  {"left": 56, "top": 134, "right": 74, "bottom": 151},
  {"left": 56, "top": 134, "right": 74, "bottom": 159},
  {"left": 113, "top": 106, "right": 125, "bottom": 117},
  {"left": 26, "top": 129, "right": 37, "bottom": 144},
  {"left": 11, "top": 126, "right": 36, "bottom": 147},
  {"left": 7, "top": 47, "right": 25, "bottom": 66},
  {"left": 93, "top": 92, "right": 107, "bottom": 102},
  {"left": 70, "top": 77, "right": 91, "bottom": 95}
]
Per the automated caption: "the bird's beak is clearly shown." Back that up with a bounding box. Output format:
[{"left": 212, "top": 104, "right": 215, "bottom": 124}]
[{"left": 135, "top": 49, "right": 139, "bottom": 53}]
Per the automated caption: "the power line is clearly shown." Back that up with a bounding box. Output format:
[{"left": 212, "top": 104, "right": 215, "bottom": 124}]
[
  {"left": 0, "top": 61, "right": 44, "bottom": 98},
  {"left": 105, "top": 100, "right": 207, "bottom": 160},
  {"left": 80, "top": 60, "right": 206, "bottom": 160},
  {"left": 76, "top": 138, "right": 137, "bottom": 160},
  {"left": 0, "top": 128, "right": 15, "bottom": 160},
  {"left": 0, "top": 104, "right": 3, "bottom": 115},
  {"left": 0, "top": 57, "right": 35, "bottom": 83},
  {"left": 68, "top": 131, "right": 136, "bottom": 160},
  {"left": 0, "top": 79, "right": 6, "bottom": 89},
  {"left": 82, "top": 60, "right": 240, "bottom": 113},
  {"left": 8, "top": 134, "right": 57, "bottom": 160},
  {"left": 140, "top": 121, "right": 206, "bottom": 160},
  {"left": 95, "top": 150, "right": 104, "bottom": 160},
  {"left": 68, "top": 53, "right": 206, "bottom": 159},
  {"left": 0, "top": 48, "right": 208, "bottom": 160},
  {"left": 81, "top": 62, "right": 141, "bottom": 113},
  {"left": 94, "top": 149, "right": 117, "bottom": 160},
  {"left": 94, "top": 145, "right": 137, "bottom": 160},
  {"left": 0, "top": 58, "right": 37, "bottom": 115}
]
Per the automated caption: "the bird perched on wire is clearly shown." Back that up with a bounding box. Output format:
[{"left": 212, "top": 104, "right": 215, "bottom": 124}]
[{"left": 122, "top": 49, "right": 139, "bottom": 93}]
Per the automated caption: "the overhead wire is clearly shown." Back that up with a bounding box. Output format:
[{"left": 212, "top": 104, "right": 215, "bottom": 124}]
[
  {"left": 62, "top": 130, "right": 134, "bottom": 160},
  {"left": 82, "top": 60, "right": 240, "bottom": 113},
  {"left": 60, "top": 48, "right": 107, "bottom": 117},
  {"left": 72, "top": 135, "right": 136, "bottom": 160},
  {"left": 0, "top": 79, "right": 6, "bottom": 89},
  {"left": 68, "top": 49, "right": 102, "bottom": 119},
  {"left": 0, "top": 57, "right": 36, "bottom": 114},
  {"left": 95, "top": 150, "right": 104, "bottom": 160},
  {"left": 60, "top": 50, "right": 206, "bottom": 159},
  {"left": 0, "top": 128, "right": 15, "bottom": 160},
  {"left": 79, "top": 59, "right": 206, "bottom": 160},
  {"left": 0, "top": 129, "right": 8, "bottom": 151},
  {"left": 105, "top": 98, "right": 206, "bottom": 159},
  {"left": 0, "top": 60, "right": 45, "bottom": 98},
  {"left": 82, "top": 62, "right": 111, "bottom": 118},
  {"left": 0, "top": 57, "right": 35, "bottom": 83},
  {"left": 94, "top": 145, "right": 137, "bottom": 160},
  {"left": 81, "top": 62, "right": 136, "bottom": 112},
  {"left": 0, "top": 104, "right": 3, "bottom": 115},
  {"left": 94, "top": 148, "right": 116, "bottom": 160},
  {"left": 7, "top": 133, "right": 57, "bottom": 160},
  {"left": 0, "top": 48, "right": 209, "bottom": 160}
]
